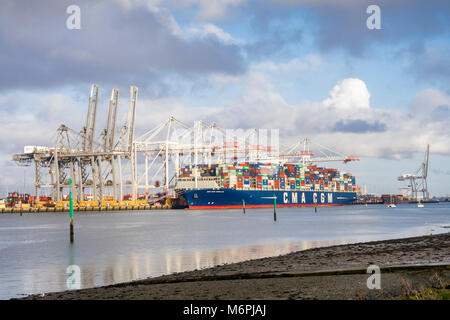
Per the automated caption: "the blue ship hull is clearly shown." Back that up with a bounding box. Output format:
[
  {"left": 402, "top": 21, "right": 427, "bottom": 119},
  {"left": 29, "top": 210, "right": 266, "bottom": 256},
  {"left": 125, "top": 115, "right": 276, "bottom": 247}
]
[{"left": 182, "top": 189, "right": 357, "bottom": 209}]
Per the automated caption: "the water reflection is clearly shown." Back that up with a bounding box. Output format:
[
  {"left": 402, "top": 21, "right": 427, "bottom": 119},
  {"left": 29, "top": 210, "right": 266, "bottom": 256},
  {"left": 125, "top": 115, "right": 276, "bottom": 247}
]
[
  {"left": 70, "top": 239, "right": 358, "bottom": 292},
  {"left": 11, "top": 229, "right": 447, "bottom": 299},
  {"left": 14, "top": 239, "right": 346, "bottom": 297}
]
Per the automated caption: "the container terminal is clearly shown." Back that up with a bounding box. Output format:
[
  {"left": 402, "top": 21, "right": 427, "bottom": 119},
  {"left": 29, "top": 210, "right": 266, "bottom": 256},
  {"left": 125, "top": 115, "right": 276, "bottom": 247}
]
[{"left": 2, "top": 84, "right": 432, "bottom": 213}]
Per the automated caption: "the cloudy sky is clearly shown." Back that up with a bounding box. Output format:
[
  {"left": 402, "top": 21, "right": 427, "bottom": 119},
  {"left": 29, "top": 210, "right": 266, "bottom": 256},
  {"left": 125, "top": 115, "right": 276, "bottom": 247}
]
[{"left": 1, "top": 0, "right": 449, "bottom": 196}]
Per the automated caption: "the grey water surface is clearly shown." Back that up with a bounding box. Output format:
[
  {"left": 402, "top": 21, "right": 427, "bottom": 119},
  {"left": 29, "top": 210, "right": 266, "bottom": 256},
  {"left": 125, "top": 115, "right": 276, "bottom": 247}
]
[{"left": 0, "top": 203, "right": 449, "bottom": 299}]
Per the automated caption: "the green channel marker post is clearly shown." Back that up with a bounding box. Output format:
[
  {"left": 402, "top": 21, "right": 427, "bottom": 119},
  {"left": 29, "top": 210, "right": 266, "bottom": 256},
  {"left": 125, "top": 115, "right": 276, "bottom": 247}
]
[
  {"left": 273, "top": 193, "right": 277, "bottom": 221},
  {"left": 69, "top": 178, "right": 74, "bottom": 243},
  {"left": 242, "top": 199, "right": 246, "bottom": 214}
]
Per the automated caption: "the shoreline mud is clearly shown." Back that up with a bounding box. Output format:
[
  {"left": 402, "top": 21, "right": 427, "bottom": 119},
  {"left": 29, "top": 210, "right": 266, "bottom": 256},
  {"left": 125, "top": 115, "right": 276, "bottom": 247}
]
[{"left": 21, "top": 232, "right": 450, "bottom": 300}]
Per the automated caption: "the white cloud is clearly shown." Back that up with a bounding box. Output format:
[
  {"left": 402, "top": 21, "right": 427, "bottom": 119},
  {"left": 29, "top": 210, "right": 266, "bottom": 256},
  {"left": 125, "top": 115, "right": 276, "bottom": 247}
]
[
  {"left": 184, "top": 75, "right": 450, "bottom": 161},
  {"left": 323, "top": 78, "right": 371, "bottom": 110},
  {"left": 255, "top": 54, "right": 322, "bottom": 73},
  {"left": 115, "top": 1, "right": 242, "bottom": 45},
  {"left": 114, "top": 0, "right": 164, "bottom": 11},
  {"left": 114, "top": 1, "right": 184, "bottom": 36},
  {"left": 134, "top": 97, "right": 207, "bottom": 131},
  {"left": 276, "top": 0, "right": 361, "bottom": 5},
  {"left": 0, "top": 92, "right": 85, "bottom": 154},
  {"left": 208, "top": 73, "right": 243, "bottom": 87},
  {"left": 117, "top": 0, "right": 247, "bottom": 20},
  {"left": 410, "top": 88, "right": 450, "bottom": 117},
  {"left": 183, "top": 23, "right": 243, "bottom": 45},
  {"left": 184, "top": 0, "right": 247, "bottom": 20}
]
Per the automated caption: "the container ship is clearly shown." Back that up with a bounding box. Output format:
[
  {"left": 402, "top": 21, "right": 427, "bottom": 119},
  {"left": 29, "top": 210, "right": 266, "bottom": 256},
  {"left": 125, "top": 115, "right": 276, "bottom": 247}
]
[{"left": 175, "top": 162, "right": 358, "bottom": 209}]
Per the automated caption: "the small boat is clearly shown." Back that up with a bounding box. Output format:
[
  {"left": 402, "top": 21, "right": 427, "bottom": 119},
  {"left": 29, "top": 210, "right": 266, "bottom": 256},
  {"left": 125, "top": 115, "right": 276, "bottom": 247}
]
[
  {"left": 387, "top": 195, "right": 396, "bottom": 208},
  {"left": 417, "top": 200, "right": 424, "bottom": 208}
]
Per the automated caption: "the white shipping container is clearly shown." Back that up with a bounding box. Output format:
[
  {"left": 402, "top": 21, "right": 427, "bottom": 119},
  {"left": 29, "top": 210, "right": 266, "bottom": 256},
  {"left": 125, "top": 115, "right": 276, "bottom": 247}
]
[{"left": 24, "top": 146, "right": 49, "bottom": 154}]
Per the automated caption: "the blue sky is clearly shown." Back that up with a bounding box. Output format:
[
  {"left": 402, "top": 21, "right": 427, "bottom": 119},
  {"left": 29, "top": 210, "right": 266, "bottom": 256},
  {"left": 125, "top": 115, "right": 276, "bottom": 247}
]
[{"left": 0, "top": 0, "right": 449, "bottom": 196}]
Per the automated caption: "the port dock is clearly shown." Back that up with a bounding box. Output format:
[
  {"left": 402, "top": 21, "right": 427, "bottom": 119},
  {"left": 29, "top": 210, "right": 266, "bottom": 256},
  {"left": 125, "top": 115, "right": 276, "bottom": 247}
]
[{"left": 0, "top": 204, "right": 172, "bottom": 214}]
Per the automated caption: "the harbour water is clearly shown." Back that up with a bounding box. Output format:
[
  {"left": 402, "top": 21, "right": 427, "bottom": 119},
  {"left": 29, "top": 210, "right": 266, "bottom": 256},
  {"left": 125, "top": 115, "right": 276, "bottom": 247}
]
[{"left": 0, "top": 203, "right": 449, "bottom": 299}]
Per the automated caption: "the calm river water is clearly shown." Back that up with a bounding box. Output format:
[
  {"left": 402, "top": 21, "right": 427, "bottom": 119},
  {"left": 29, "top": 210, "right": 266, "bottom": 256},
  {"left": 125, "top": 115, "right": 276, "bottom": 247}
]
[{"left": 0, "top": 203, "right": 449, "bottom": 299}]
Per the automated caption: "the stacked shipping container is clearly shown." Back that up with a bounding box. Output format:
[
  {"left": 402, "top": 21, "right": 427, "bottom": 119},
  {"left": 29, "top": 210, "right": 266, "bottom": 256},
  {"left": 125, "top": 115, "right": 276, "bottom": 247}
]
[{"left": 178, "top": 163, "right": 357, "bottom": 192}]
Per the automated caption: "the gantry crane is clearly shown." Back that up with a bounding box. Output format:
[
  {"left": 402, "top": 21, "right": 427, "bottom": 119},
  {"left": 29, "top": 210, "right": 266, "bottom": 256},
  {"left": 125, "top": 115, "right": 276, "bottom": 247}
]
[
  {"left": 398, "top": 144, "right": 430, "bottom": 200},
  {"left": 12, "top": 84, "right": 138, "bottom": 203},
  {"left": 279, "top": 137, "right": 360, "bottom": 164}
]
